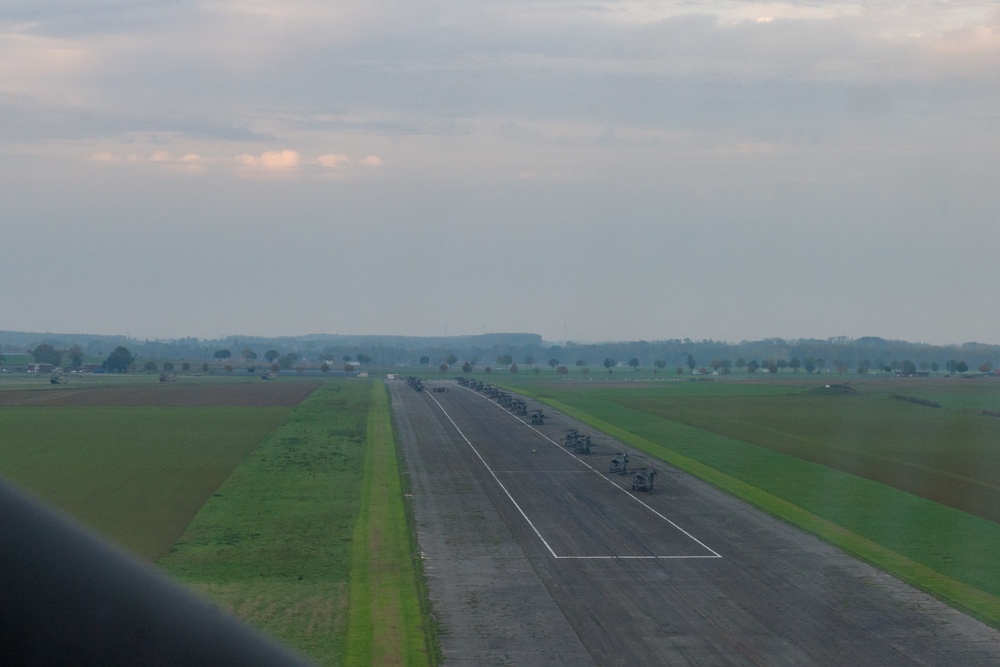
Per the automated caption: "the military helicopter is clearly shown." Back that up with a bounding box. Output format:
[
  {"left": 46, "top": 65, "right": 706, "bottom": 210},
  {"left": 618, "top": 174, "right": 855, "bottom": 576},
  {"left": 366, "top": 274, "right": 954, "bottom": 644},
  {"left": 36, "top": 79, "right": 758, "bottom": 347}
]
[
  {"left": 529, "top": 409, "right": 547, "bottom": 425},
  {"left": 561, "top": 429, "right": 592, "bottom": 454},
  {"left": 631, "top": 467, "right": 656, "bottom": 493},
  {"left": 609, "top": 451, "right": 629, "bottom": 475}
]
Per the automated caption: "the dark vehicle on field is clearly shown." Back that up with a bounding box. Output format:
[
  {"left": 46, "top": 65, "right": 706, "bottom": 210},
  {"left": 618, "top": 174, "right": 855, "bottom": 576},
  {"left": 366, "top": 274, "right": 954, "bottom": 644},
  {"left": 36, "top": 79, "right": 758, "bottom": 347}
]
[{"left": 529, "top": 409, "right": 547, "bottom": 425}]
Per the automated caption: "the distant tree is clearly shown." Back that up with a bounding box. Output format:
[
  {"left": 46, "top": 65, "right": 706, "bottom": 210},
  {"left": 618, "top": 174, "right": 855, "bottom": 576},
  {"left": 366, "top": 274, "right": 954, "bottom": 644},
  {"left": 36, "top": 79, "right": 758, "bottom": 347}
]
[
  {"left": 747, "top": 360, "right": 759, "bottom": 374},
  {"left": 556, "top": 366, "right": 569, "bottom": 375},
  {"left": 439, "top": 363, "right": 448, "bottom": 373},
  {"left": 803, "top": 357, "right": 816, "bottom": 374},
  {"left": 321, "top": 362, "right": 330, "bottom": 372},
  {"left": 420, "top": 356, "right": 430, "bottom": 365},
  {"left": 342, "top": 355, "right": 351, "bottom": 363},
  {"left": 241, "top": 348, "right": 257, "bottom": 364},
  {"left": 834, "top": 360, "right": 848, "bottom": 376},
  {"left": 654, "top": 360, "right": 666, "bottom": 373},
  {"left": 181, "top": 362, "right": 190, "bottom": 372},
  {"left": 106, "top": 346, "right": 135, "bottom": 373},
  {"left": 264, "top": 349, "right": 279, "bottom": 363},
  {"left": 768, "top": 362, "right": 778, "bottom": 374},
  {"left": 777, "top": 359, "right": 788, "bottom": 372},
  {"left": 789, "top": 357, "right": 801, "bottom": 373},
  {"left": 0, "top": 355, "right": 6, "bottom": 365},
  {"left": 162, "top": 361, "right": 175, "bottom": 372},
  {"left": 676, "top": 366, "right": 684, "bottom": 375},
  {"left": 270, "top": 363, "right": 280, "bottom": 373},
  {"left": 445, "top": 353, "right": 458, "bottom": 366},
  {"left": 815, "top": 358, "right": 826, "bottom": 373},
  {"left": 956, "top": 361, "right": 969, "bottom": 374},
  {"left": 735, "top": 358, "right": 746, "bottom": 372},
  {"left": 628, "top": 358, "right": 640, "bottom": 372},
  {"left": 67, "top": 344, "right": 84, "bottom": 369},
  {"left": 523, "top": 355, "right": 534, "bottom": 369},
  {"left": 857, "top": 360, "right": 870, "bottom": 375},
  {"left": 576, "top": 359, "right": 588, "bottom": 374},
  {"left": 213, "top": 349, "right": 231, "bottom": 361},
  {"left": 201, "top": 362, "right": 209, "bottom": 373},
  {"left": 462, "top": 361, "right": 473, "bottom": 373},
  {"left": 930, "top": 362, "right": 939, "bottom": 373},
  {"left": 946, "top": 359, "right": 958, "bottom": 374},
  {"left": 686, "top": 354, "right": 696, "bottom": 371},
  {"left": 549, "top": 358, "right": 559, "bottom": 372},
  {"left": 510, "top": 363, "right": 519, "bottom": 375},
  {"left": 143, "top": 360, "right": 157, "bottom": 373},
  {"left": 484, "top": 366, "right": 492, "bottom": 374},
  {"left": 497, "top": 354, "right": 513, "bottom": 367},
  {"left": 279, "top": 352, "right": 301, "bottom": 370},
  {"left": 247, "top": 366, "right": 256, "bottom": 373},
  {"left": 901, "top": 359, "right": 916, "bottom": 374},
  {"left": 31, "top": 343, "right": 63, "bottom": 366},
  {"left": 980, "top": 362, "right": 993, "bottom": 374},
  {"left": 603, "top": 358, "right": 615, "bottom": 373}
]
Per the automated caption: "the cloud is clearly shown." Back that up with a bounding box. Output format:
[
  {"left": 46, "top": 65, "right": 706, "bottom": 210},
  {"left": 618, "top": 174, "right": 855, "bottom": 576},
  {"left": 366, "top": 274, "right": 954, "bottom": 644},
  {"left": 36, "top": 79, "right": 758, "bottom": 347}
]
[
  {"left": 360, "top": 155, "right": 384, "bottom": 166},
  {"left": 315, "top": 153, "right": 350, "bottom": 168},
  {"left": 236, "top": 149, "right": 302, "bottom": 170}
]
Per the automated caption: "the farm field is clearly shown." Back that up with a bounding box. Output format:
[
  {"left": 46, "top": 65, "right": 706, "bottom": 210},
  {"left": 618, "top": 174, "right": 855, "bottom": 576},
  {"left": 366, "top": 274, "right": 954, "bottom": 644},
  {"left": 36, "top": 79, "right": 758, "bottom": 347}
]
[
  {"left": 0, "top": 379, "right": 321, "bottom": 557},
  {"left": 158, "top": 380, "right": 433, "bottom": 666},
  {"left": 0, "top": 376, "right": 433, "bottom": 665},
  {"left": 507, "top": 375, "right": 1000, "bottom": 626}
]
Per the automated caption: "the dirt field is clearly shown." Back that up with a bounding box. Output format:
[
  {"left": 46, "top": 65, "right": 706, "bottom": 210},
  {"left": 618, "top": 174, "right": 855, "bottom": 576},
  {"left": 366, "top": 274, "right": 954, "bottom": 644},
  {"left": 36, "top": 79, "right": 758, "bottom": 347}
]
[
  {"left": 389, "top": 379, "right": 1000, "bottom": 666},
  {"left": 0, "top": 380, "right": 321, "bottom": 408}
]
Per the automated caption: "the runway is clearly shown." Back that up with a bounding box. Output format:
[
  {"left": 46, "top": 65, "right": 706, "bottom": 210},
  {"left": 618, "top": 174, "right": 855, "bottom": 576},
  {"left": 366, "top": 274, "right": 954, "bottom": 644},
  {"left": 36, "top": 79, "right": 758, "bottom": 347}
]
[{"left": 389, "top": 379, "right": 1000, "bottom": 666}]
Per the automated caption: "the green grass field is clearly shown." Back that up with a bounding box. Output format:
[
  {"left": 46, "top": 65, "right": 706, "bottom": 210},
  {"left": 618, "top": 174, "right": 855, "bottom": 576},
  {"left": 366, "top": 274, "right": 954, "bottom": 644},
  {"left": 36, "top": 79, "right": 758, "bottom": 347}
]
[
  {"left": 0, "top": 377, "right": 433, "bottom": 665},
  {"left": 0, "top": 406, "right": 289, "bottom": 559},
  {"left": 157, "top": 380, "right": 433, "bottom": 666},
  {"left": 509, "top": 377, "right": 1000, "bottom": 627}
]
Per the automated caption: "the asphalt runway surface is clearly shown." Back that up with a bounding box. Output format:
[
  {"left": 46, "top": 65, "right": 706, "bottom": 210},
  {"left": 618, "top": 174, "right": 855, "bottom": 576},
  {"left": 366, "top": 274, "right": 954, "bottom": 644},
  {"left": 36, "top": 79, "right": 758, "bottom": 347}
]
[{"left": 388, "top": 379, "right": 1000, "bottom": 666}]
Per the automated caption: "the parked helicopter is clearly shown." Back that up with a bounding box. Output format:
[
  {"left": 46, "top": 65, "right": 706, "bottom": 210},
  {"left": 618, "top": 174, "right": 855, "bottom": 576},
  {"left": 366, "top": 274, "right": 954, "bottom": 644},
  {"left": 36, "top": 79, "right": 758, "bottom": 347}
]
[
  {"left": 609, "top": 452, "right": 629, "bottom": 475},
  {"left": 631, "top": 467, "right": 656, "bottom": 493}
]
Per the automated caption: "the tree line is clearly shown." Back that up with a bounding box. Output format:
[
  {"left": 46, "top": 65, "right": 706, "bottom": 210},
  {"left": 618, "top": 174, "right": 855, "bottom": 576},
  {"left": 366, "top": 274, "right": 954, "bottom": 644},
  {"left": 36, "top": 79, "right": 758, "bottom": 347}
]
[{"left": 7, "top": 333, "right": 1000, "bottom": 376}]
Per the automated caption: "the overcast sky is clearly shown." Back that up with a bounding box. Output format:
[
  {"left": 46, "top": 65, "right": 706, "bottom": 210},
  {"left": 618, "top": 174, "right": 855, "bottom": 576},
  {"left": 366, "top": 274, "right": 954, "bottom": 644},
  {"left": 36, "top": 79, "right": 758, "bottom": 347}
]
[{"left": 3, "top": 1, "right": 999, "bottom": 344}]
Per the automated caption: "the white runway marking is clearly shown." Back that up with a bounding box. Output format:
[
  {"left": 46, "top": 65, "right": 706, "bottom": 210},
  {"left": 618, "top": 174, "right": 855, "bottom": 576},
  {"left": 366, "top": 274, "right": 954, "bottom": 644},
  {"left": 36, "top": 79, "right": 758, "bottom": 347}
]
[{"left": 426, "top": 387, "right": 721, "bottom": 560}]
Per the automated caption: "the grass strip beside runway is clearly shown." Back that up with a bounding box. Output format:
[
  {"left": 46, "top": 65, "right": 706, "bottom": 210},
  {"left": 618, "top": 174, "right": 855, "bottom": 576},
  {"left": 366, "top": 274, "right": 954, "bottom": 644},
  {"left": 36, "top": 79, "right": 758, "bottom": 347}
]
[
  {"left": 515, "top": 383, "right": 1000, "bottom": 629},
  {"left": 344, "top": 381, "right": 434, "bottom": 666},
  {"left": 159, "top": 380, "right": 433, "bottom": 665}
]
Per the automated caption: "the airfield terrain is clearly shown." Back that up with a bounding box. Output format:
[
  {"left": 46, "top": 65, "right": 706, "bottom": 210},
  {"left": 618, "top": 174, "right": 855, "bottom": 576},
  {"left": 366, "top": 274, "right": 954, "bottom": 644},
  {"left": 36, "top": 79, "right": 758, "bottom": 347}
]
[{"left": 390, "top": 379, "right": 1000, "bottom": 666}]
